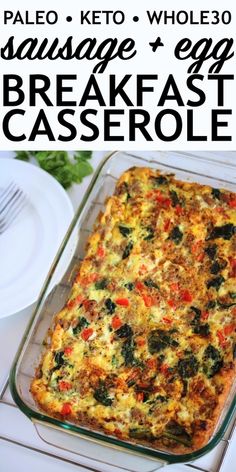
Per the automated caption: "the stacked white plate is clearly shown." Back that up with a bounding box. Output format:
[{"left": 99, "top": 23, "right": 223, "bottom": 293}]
[{"left": 0, "top": 158, "right": 74, "bottom": 318}]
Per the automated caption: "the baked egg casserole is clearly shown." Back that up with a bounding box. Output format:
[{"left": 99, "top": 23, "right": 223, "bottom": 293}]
[{"left": 31, "top": 166, "right": 236, "bottom": 453}]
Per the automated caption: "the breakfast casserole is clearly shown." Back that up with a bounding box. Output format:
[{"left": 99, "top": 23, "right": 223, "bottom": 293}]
[{"left": 31, "top": 166, "right": 236, "bottom": 453}]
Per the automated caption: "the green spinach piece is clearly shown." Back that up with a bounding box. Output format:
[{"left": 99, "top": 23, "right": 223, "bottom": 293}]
[
  {"left": 73, "top": 317, "right": 89, "bottom": 335},
  {"left": 182, "top": 379, "right": 188, "bottom": 397},
  {"left": 152, "top": 175, "right": 168, "bottom": 186},
  {"left": 94, "top": 381, "right": 113, "bottom": 406},
  {"left": 105, "top": 298, "right": 116, "bottom": 315},
  {"left": 193, "top": 323, "right": 210, "bottom": 337},
  {"left": 148, "top": 329, "right": 179, "bottom": 354},
  {"left": 206, "top": 300, "right": 217, "bottom": 309},
  {"left": 212, "top": 188, "right": 221, "bottom": 200},
  {"left": 144, "top": 279, "right": 159, "bottom": 289},
  {"left": 116, "top": 324, "right": 133, "bottom": 338},
  {"left": 156, "top": 395, "right": 168, "bottom": 403},
  {"left": 206, "top": 275, "right": 225, "bottom": 290},
  {"left": 124, "top": 282, "right": 134, "bottom": 291},
  {"left": 54, "top": 351, "right": 65, "bottom": 369},
  {"left": 129, "top": 428, "right": 155, "bottom": 441},
  {"left": 218, "top": 291, "right": 236, "bottom": 308},
  {"left": 205, "top": 244, "right": 217, "bottom": 259},
  {"left": 122, "top": 241, "right": 133, "bottom": 259},
  {"left": 124, "top": 182, "right": 131, "bottom": 200},
  {"left": 164, "top": 421, "right": 192, "bottom": 447},
  {"left": 202, "top": 345, "right": 223, "bottom": 378},
  {"left": 143, "top": 227, "right": 155, "bottom": 241},
  {"left": 95, "top": 278, "right": 108, "bottom": 290},
  {"left": 148, "top": 395, "right": 168, "bottom": 413},
  {"left": 178, "top": 355, "right": 199, "bottom": 378},
  {"left": 121, "top": 338, "right": 136, "bottom": 366},
  {"left": 233, "top": 344, "right": 236, "bottom": 359},
  {"left": 217, "top": 299, "right": 236, "bottom": 309},
  {"left": 170, "top": 190, "right": 181, "bottom": 207},
  {"left": 190, "top": 306, "right": 201, "bottom": 325},
  {"left": 210, "top": 261, "right": 221, "bottom": 274},
  {"left": 169, "top": 226, "right": 183, "bottom": 245},
  {"left": 206, "top": 224, "right": 235, "bottom": 241},
  {"left": 111, "top": 355, "right": 119, "bottom": 367},
  {"left": 119, "top": 225, "right": 132, "bottom": 237}
]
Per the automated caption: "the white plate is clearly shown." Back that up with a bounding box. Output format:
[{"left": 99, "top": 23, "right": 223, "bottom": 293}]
[{"left": 0, "top": 158, "right": 74, "bottom": 318}]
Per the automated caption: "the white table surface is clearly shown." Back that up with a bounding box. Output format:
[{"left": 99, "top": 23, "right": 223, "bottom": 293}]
[{"left": 0, "top": 151, "right": 235, "bottom": 472}]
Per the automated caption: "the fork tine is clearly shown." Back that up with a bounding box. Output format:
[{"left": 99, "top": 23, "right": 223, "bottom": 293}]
[
  {"left": 0, "top": 191, "right": 26, "bottom": 224},
  {"left": 0, "top": 184, "right": 20, "bottom": 215},
  {"left": 0, "top": 187, "right": 23, "bottom": 217},
  {"left": 0, "top": 181, "right": 29, "bottom": 235},
  {"left": 0, "top": 182, "right": 17, "bottom": 205},
  {"left": 0, "top": 194, "right": 28, "bottom": 233},
  {"left": 0, "top": 181, "right": 15, "bottom": 198}
]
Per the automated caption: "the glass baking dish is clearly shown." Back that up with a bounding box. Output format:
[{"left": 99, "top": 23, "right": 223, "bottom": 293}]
[{"left": 10, "top": 151, "right": 236, "bottom": 469}]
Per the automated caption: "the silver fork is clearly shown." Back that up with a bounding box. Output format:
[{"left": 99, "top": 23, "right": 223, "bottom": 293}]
[{"left": 0, "top": 182, "right": 28, "bottom": 234}]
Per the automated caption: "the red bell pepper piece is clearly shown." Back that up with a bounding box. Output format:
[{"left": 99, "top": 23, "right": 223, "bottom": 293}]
[
  {"left": 136, "top": 337, "right": 146, "bottom": 346},
  {"left": 135, "top": 281, "right": 145, "bottom": 292},
  {"left": 146, "top": 358, "right": 156, "bottom": 369},
  {"left": 97, "top": 246, "right": 105, "bottom": 258},
  {"left": 170, "top": 283, "right": 179, "bottom": 292},
  {"left": 229, "top": 258, "right": 236, "bottom": 277},
  {"left": 115, "top": 298, "right": 129, "bottom": 307},
  {"left": 163, "top": 317, "right": 173, "bottom": 324},
  {"left": 114, "top": 428, "right": 123, "bottom": 439},
  {"left": 228, "top": 198, "right": 236, "bottom": 208},
  {"left": 112, "top": 315, "right": 122, "bottom": 329},
  {"left": 224, "top": 324, "right": 235, "bottom": 336},
  {"left": 175, "top": 204, "right": 183, "bottom": 216},
  {"left": 164, "top": 218, "right": 171, "bottom": 232},
  {"left": 58, "top": 381, "right": 72, "bottom": 392},
  {"left": 217, "top": 330, "right": 227, "bottom": 348},
  {"left": 136, "top": 392, "right": 144, "bottom": 402},
  {"left": 196, "top": 253, "right": 204, "bottom": 262},
  {"left": 67, "top": 295, "right": 84, "bottom": 309},
  {"left": 142, "top": 294, "right": 155, "bottom": 307},
  {"left": 78, "top": 273, "right": 98, "bottom": 285},
  {"left": 139, "top": 264, "right": 147, "bottom": 274},
  {"left": 155, "top": 191, "right": 171, "bottom": 208},
  {"left": 61, "top": 403, "right": 72, "bottom": 415},
  {"left": 180, "top": 289, "right": 193, "bottom": 303},
  {"left": 160, "top": 363, "right": 169, "bottom": 375},
  {"left": 81, "top": 327, "right": 94, "bottom": 341},
  {"left": 201, "top": 311, "right": 209, "bottom": 321},
  {"left": 64, "top": 346, "right": 73, "bottom": 356},
  {"left": 167, "top": 299, "right": 177, "bottom": 309}
]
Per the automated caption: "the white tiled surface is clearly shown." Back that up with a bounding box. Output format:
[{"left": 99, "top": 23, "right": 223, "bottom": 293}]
[
  {"left": 0, "top": 151, "right": 235, "bottom": 472},
  {"left": 0, "top": 439, "right": 86, "bottom": 472}
]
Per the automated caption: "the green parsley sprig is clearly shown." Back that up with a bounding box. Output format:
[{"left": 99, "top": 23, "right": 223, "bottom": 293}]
[{"left": 15, "top": 151, "right": 93, "bottom": 189}]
